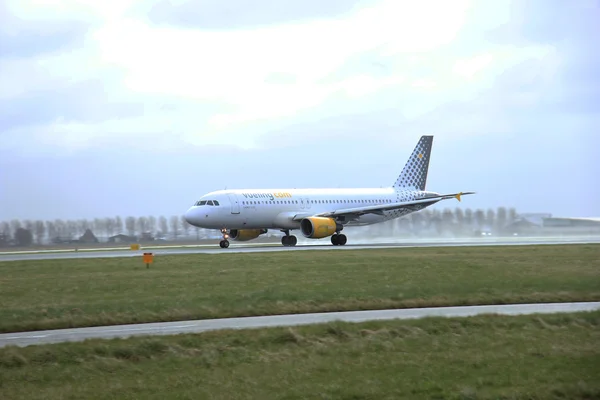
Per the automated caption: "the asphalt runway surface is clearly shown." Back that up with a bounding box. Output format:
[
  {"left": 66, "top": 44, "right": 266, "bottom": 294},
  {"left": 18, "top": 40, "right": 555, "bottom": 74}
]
[
  {"left": 1, "top": 237, "right": 599, "bottom": 262},
  {"left": 1, "top": 302, "right": 598, "bottom": 348}
]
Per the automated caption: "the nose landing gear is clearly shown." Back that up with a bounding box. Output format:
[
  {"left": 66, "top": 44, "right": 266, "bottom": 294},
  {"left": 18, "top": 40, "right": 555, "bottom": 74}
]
[{"left": 219, "top": 228, "right": 230, "bottom": 248}]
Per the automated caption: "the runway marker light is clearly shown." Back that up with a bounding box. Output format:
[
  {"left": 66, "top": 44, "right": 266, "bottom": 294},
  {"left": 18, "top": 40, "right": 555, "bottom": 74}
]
[{"left": 143, "top": 252, "right": 154, "bottom": 268}]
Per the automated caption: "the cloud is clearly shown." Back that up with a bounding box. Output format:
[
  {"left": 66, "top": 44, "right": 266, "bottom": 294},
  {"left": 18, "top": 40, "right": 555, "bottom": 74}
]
[
  {"left": 1, "top": 0, "right": 482, "bottom": 151},
  {"left": 144, "top": 0, "right": 368, "bottom": 30},
  {"left": 1, "top": 0, "right": 599, "bottom": 219},
  {"left": 89, "top": 0, "right": 472, "bottom": 127}
]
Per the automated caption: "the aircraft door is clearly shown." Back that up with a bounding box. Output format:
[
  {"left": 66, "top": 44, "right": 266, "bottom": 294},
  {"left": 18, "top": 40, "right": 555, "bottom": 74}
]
[{"left": 227, "top": 193, "right": 240, "bottom": 214}]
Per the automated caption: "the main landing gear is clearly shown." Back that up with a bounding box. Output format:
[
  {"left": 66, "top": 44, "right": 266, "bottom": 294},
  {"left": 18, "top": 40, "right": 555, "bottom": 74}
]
[
  {"left": 331, "top": 233, "right": 347, "bottom": 246},
  {"left": 219, "top": 228, "right": 230, "bottom": 248},
  {"left": 281, "top": 230, "right": 298, "bottom": 247}
]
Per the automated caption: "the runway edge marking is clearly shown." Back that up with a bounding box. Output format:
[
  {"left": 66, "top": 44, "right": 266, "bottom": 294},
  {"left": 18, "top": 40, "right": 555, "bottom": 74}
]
[{"left": 1, "top": 302, "right": 599, "bottom": 348}]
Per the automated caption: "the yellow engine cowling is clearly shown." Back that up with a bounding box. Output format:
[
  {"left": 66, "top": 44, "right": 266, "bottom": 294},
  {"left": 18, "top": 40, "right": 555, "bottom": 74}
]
[
  {"left": 300, "top": 217, "right": 340, "bottom": 239},
  {"left": 229, "top": 229, "right": 268, "bottom": 241}
]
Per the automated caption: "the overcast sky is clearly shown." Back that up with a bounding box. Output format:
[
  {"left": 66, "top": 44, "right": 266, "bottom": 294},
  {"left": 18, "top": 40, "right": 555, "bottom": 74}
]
[{"left": 1, "top": 0, "right": 599, "bottom": 221}]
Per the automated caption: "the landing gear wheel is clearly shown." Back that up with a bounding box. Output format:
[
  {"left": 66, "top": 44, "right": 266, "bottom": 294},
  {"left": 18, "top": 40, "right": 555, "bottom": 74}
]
[
  {"left": 282, "top": 235, "right": 298, "bottom": 247},
  {"left": 331, "top": 234, "right": 347, "bottom": 246}
]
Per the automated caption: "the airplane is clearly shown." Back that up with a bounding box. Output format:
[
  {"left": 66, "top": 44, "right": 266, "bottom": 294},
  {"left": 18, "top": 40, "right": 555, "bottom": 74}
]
[{"left": 184, "top": 135, "right": 474, "bottom": 248}]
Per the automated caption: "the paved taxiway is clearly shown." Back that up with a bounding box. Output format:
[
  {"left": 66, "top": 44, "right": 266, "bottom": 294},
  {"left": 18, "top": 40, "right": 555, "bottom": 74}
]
[
  {"left": 1, "top": 237, "right": 599, "bottom": 262},
  {"left": 1, "top": 302, "right": 598, "bottom": 348}
]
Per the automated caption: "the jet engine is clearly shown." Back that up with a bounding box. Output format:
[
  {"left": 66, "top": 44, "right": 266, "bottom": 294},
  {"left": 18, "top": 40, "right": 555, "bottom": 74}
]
[
  {"left": 300, "top": 217, "right": 341, "bottom": 239},
  {"left": 229, "top": 228, "right": 268, "bottom": 241}
]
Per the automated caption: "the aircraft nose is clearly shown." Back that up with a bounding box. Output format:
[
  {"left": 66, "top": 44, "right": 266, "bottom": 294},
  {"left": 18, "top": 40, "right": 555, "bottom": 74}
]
[{"left": 184, "top": 207, "right": 201, "bottom": 226}]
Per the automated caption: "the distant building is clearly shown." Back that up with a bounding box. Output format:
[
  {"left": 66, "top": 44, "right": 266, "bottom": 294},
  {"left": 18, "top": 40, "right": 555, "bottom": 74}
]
[
  {"left": 108, "top": 234, "right": 137, "bottom": 244},
  {"left": 140, "top": 232, "right": 155, "bottom": 242},
  {"left": 503, "top": 218, "right": 540, "bottom": 235},
  {"left": 52, "top": 236, "right": 76, "bottom": 244},
  {"left": 543, "top": 217, "right": 600, "bottom": 228},
  {"left": 542, "top": 217, "right": 600, "bottom": 235},
  {"left": 79, "top": 229, "right": 99, "bottom": 244},
  {"left": 518, "top": 213, "right": 553, "bottom": 226}
]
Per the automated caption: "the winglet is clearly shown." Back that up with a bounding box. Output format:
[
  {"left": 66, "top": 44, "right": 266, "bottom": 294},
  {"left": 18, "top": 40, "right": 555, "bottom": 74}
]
[{"left": 455, "top": 191, "right": 476, "bottom": 202}]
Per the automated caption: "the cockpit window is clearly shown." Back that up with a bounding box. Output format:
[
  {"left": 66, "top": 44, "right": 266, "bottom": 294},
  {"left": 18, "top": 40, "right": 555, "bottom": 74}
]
[{"left": 195, "top": 199, "right": 220, "bottom": 206}]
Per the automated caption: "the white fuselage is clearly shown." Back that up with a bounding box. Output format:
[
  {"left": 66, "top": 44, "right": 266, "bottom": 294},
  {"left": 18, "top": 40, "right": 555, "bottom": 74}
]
[{"left": 184, "top": 187, "right": 440, "bottom": 231}]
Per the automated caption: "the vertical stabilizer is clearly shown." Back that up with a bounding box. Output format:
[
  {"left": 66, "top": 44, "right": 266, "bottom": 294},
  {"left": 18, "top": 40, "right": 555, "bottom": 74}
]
[{"left": 392, "top": 135, "right": 433, "bottom": 191}]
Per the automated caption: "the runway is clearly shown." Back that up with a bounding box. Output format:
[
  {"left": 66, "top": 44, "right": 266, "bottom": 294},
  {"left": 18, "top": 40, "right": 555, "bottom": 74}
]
[
  {"left": 1, "top": 302, "right": 598, "bottom": 348},
  {"left": 1, "top": 236, "right": 599, "bottom": 262}
]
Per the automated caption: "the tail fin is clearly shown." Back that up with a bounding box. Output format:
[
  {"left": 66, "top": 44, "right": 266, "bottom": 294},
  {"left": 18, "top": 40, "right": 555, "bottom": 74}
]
[{"left": 392, "top": 135, "right": 433, "bottom": 191}]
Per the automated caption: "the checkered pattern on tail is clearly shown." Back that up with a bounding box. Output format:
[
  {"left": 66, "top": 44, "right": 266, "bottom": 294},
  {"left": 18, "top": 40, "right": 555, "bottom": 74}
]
[{"left": 392, "top": 135, "right": 433, "bottom": 191}]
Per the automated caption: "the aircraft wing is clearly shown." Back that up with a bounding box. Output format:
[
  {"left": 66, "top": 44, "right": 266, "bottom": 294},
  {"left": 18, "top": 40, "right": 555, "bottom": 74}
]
[{"left": 293, "top": 192, "right": 475, "bottom": 221}]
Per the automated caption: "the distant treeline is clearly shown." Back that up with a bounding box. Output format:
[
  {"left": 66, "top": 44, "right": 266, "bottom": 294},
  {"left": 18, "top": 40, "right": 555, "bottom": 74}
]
[
  {"left": 0, "top": 207, "right": 519, "bottom": 247},
  {"left": 0, "top": 215, "right": 203, "bottom": 247}
]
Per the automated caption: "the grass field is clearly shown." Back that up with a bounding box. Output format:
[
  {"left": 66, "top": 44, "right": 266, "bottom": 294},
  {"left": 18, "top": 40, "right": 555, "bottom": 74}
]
[
  {"left": 1, "top": 244, "right": 599, "bottom": 334},
  {"left": 1, "top": 311, "right": 599, "bottom": 399}
]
